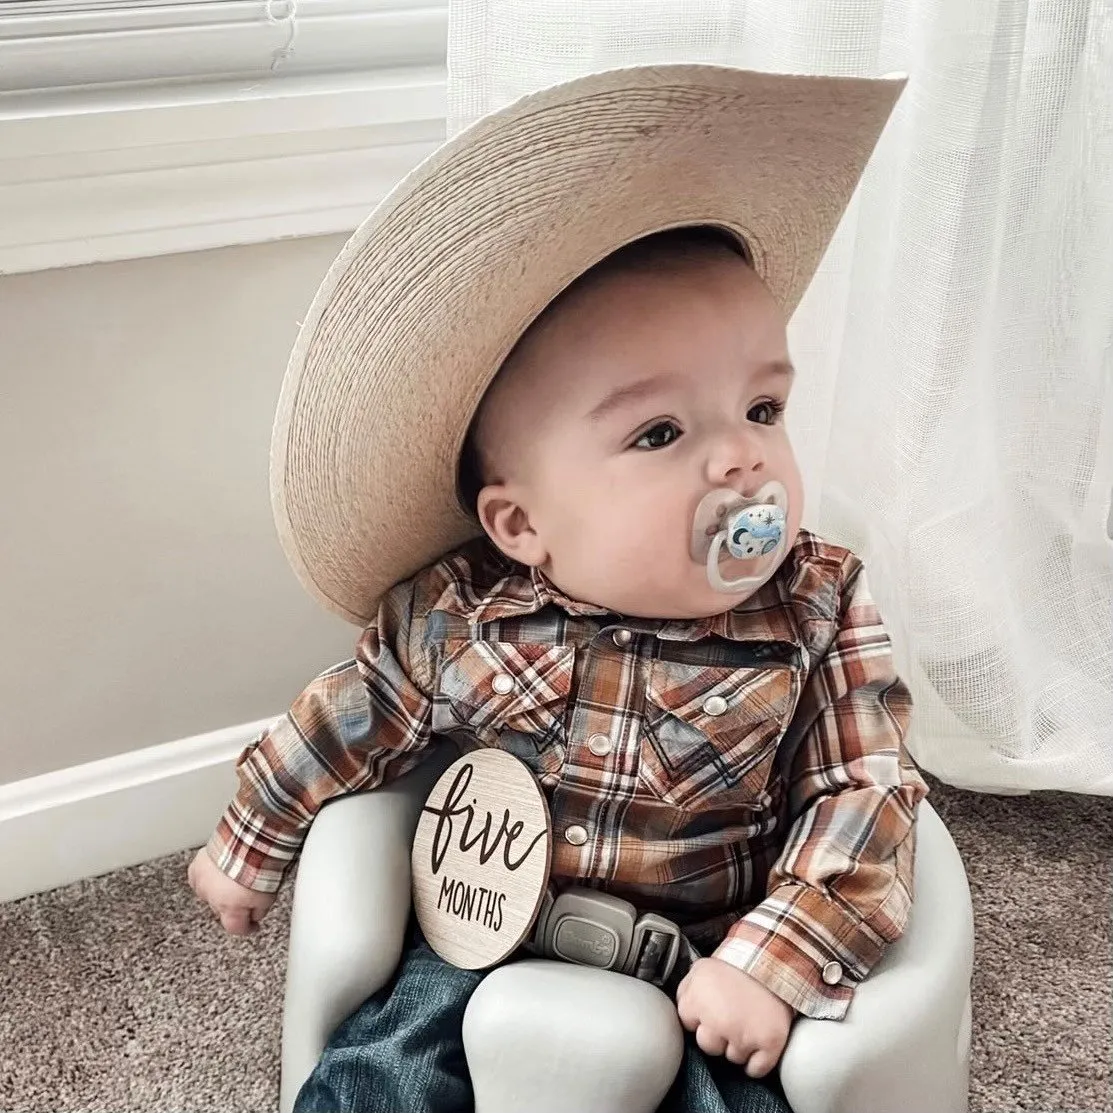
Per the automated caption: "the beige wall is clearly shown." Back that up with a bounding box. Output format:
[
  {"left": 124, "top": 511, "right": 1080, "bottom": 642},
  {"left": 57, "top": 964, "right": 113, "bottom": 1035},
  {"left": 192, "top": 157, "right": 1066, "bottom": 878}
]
[{"left": 0, "top": 236, "right": 362, "bottom": 784}]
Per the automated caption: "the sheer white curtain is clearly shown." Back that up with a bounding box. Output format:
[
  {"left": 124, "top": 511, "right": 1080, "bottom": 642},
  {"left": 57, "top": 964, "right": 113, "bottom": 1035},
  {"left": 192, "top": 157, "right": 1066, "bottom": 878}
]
[{"left": 446, "top": 0, "right": 1113, "bottom": 795}]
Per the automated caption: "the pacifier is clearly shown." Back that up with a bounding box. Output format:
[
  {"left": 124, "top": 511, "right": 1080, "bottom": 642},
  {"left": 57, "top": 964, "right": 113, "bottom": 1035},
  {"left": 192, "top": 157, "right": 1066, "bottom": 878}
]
[{"left": 690, "top": 481, "right": 788, "bottom": 594}]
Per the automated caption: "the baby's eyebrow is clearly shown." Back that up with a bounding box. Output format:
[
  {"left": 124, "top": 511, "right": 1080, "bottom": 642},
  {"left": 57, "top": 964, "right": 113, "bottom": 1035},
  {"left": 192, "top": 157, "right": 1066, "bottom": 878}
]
[
  {"left": 585, "top": 360, "right": 795, "bottom": 424},
  {"left": 585, "top": 372, "right": 679, "bottom": 424},
  {"left": 758, "top": 359, "right": 796, "bottom": 379}
]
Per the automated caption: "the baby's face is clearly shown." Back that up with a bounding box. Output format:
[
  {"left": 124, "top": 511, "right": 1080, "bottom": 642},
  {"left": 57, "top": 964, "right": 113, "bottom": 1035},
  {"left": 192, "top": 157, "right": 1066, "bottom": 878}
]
[{"left": 473, "top": 246, "right": 803, "bottom": 619}]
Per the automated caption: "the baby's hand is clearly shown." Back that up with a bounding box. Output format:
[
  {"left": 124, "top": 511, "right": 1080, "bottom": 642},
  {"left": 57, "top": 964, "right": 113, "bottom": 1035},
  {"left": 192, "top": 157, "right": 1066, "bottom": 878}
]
[
  {"left": 188, "top": 848, "right": 277, "bottom": 936},
  {"left": 676, "top": 958, "right": 794, "bottom": 1078}
]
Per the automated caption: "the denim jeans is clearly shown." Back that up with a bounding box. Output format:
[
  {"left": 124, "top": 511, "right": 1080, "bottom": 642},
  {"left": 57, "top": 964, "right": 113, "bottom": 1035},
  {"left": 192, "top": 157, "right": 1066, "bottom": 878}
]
[{"left": 294, "top": 923, "right": 793, "bottom": 1113}]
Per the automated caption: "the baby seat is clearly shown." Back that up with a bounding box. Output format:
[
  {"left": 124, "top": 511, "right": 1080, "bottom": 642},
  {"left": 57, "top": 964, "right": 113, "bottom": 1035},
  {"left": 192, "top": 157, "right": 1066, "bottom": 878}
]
[{"left": 279, "top": 748, "right": 973, "bottom": 1113}]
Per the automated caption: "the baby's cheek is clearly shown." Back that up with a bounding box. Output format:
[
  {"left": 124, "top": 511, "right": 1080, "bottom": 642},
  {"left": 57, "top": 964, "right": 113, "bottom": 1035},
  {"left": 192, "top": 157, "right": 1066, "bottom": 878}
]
[
  {"left": 548, "top": 513, "right": 626, "bottom": 581},
  {"left": 585, "top": 501, "right": 647, "bottom": 553}
]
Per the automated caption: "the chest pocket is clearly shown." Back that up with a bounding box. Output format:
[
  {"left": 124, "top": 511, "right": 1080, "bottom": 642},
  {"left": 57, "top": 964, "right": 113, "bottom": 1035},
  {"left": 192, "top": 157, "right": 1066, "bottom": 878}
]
[
  {"left": 639, "top": 660, "right": 798, "bottom": 812},
  {"left": 432, "top": 639, "right": 574, "bottom": 781}
]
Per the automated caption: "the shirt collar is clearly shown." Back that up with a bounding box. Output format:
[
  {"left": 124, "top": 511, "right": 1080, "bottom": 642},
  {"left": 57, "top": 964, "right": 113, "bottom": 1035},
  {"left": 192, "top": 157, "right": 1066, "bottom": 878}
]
[
  {"left": 458, "top": 557, "right": 612, "bottom": 626},
  {"left": 439, "top": 542, "right": 804, "bottom": 647},
  {"left": 653, "top": 586, "right": 797, "bottom": 644}
]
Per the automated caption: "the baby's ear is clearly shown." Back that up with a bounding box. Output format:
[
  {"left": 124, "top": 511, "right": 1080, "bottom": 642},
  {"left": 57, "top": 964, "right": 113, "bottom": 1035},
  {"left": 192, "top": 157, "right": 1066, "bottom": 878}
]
[{"left": 475, "top": 483, "right": 547, "bottom": 567}]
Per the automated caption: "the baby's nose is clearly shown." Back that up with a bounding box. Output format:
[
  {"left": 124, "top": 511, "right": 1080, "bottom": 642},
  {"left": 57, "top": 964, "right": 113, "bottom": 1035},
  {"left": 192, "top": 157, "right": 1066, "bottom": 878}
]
[{"left": 709, "top": 428, "right": 765, "bottom": 485}]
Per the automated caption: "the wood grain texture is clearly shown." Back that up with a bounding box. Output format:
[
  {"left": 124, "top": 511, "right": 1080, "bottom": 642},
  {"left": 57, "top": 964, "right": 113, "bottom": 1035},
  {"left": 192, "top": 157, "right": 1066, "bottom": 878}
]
[{"left": 412, "top": 749, "right": 552, "bottom": 969}]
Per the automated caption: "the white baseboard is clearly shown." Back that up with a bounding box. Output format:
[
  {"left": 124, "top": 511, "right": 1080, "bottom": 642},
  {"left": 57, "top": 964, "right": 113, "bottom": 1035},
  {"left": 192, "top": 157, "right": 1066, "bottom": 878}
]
[{"left": 0, "top": 716, "right": 278, "bottom": 904}]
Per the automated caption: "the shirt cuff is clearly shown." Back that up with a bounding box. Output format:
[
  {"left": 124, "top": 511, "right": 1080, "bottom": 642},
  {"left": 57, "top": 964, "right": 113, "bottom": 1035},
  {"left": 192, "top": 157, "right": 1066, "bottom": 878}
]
[
  {"left": 204, "top": 801, "right": 301, "bottom": 894},
  {"left": 712, "top": 885, "right": 886, "bottom": 1020}
]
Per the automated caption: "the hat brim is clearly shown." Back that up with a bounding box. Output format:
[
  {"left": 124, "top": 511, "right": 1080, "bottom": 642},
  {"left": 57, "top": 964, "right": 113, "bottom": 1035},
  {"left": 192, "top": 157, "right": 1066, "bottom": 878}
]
[{"left": 272, "top": 64, "right": 905, "bottom": 625}]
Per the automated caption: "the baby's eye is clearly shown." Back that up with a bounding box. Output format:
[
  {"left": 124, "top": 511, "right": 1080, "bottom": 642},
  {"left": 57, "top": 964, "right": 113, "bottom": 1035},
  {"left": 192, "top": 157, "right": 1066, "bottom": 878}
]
[
  {"left": 633, "top": 420, "right": 682, "bottom": 450},
  {"left": 747, "top": 399, "right": 785, "bottom": 426}
]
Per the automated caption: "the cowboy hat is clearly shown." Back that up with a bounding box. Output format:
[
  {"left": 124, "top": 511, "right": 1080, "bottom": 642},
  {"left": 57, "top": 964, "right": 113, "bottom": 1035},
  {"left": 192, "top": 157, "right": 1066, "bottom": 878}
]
[{"left": 272, "top": 64, "right": 905, "bottom": 625}]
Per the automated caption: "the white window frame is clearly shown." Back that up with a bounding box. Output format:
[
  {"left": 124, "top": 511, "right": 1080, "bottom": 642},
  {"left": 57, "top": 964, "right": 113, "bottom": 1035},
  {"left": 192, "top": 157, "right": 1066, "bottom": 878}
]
[{"left": 0, "top": 0, "right": 448, "bottom": 273}]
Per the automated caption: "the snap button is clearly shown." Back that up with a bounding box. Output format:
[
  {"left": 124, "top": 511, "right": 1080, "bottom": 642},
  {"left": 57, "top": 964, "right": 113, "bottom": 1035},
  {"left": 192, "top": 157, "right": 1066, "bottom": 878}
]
[
  {"left": 612, "top": 629, "right": 633, "bottom": 648},
  {"left": 821, "top": 961, "right": 843, "bottom": 986},
  {"left": 491, "top": 673, "right": 514, "bottom": 695},
  {"left": 565, "top": 825, "right": 588, "bottom": 846},
  {"left": 702, "top": 695, "right": 728, "bottom": 716},
  {"left": 587, "top": 733, "right": 612, "bottom": 757}
]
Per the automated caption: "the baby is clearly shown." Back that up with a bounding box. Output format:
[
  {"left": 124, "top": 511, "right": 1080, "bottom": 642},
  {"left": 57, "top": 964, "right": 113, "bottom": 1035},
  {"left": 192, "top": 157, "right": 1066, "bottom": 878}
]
[{"left": 190, "top": 226, "right": 928, "bottom": 1113}]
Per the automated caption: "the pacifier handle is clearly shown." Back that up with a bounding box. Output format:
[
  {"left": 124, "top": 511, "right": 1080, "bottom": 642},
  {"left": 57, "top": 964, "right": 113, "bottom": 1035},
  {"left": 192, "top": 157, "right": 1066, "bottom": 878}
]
[{"left": 705, "top": 502, "right": 786, "bottom": 594}]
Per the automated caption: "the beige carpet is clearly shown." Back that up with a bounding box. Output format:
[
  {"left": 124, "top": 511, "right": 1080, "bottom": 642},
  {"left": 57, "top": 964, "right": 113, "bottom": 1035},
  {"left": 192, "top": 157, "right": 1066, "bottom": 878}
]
[{"left": 1, "top": 774, "right": 1110, "bottom": 1113}]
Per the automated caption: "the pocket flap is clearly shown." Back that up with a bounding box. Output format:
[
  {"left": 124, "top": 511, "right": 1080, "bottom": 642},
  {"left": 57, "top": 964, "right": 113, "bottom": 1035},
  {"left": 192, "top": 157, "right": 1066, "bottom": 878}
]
[
  {"left": 646, "top": 660, "right": 793, "bottom": 731},
  {"left": 439, "top": 640, "right": 574, "bottom": 737},
  {"left": 640, "top": 658, "right": 797, "bottom": 811}
]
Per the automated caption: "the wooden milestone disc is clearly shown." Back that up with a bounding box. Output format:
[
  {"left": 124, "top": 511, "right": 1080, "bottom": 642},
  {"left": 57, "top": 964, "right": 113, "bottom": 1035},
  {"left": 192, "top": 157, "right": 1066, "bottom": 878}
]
[{"left": 412, "top": 749, "right": 552, "bottom": 970}]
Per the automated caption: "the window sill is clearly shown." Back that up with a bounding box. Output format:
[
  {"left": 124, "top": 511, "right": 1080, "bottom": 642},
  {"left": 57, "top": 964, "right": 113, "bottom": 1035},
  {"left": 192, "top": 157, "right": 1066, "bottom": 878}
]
[{"left": 0, "top": 1, "right": 447, "bottom": 273}]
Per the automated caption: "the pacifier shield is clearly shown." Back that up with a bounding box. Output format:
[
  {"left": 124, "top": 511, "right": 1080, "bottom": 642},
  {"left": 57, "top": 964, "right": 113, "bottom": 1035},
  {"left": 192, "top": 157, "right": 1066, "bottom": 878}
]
[
  {"left": 726, "top": 504, "right": 786, "bottom": 560},
  {"left": 697, "top": 480, "right": 789, "bottom": 595}
]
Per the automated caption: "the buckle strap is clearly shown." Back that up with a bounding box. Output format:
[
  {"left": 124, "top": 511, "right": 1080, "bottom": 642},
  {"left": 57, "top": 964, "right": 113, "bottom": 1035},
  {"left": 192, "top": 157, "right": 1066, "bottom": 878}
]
[{"left": 526, "top": 886, "right": 699, "bottom": 991}]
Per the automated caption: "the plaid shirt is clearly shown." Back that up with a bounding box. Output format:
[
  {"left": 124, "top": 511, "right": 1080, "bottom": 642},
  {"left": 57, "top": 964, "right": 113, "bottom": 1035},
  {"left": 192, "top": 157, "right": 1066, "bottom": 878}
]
[{"left": 208, "top": 529, "right": 927, "bottom": 1019}]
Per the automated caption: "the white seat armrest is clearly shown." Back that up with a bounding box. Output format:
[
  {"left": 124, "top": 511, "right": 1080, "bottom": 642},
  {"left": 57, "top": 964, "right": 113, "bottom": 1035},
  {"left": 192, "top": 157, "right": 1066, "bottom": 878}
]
[
  {"left": 279, "top": 747, "right": 455, "bottom": 1113},
  {"left": 779, "top": 801, "right": 974, "bottom": 1113}
]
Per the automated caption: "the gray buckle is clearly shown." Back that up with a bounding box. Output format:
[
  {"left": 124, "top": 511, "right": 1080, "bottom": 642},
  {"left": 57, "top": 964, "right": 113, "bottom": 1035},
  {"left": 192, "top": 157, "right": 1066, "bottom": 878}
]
[{"left": 528, "top": 888, "right": 682, "bottom": 987}]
